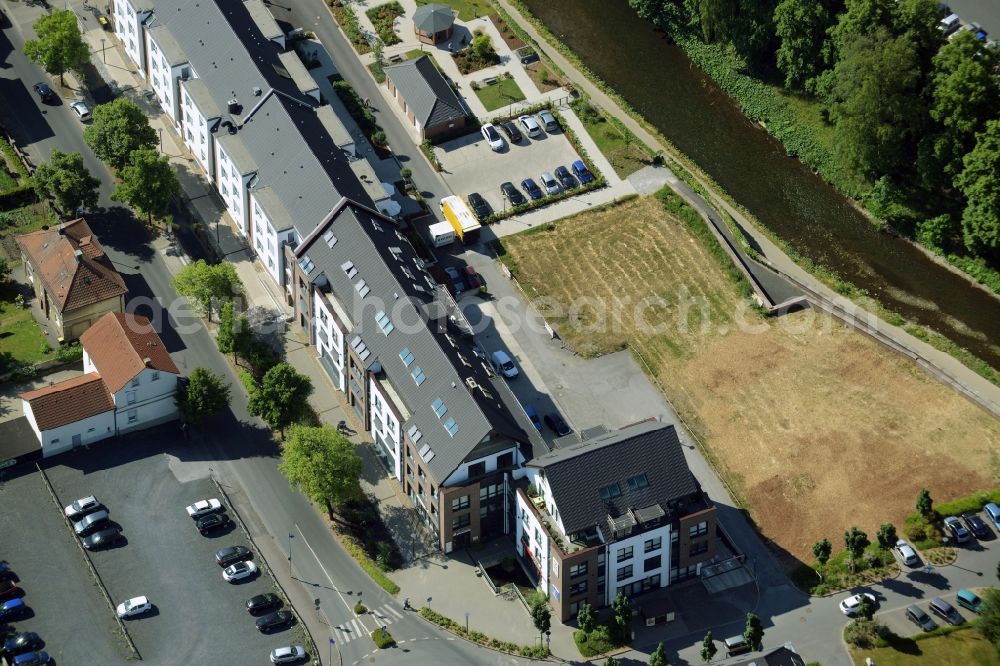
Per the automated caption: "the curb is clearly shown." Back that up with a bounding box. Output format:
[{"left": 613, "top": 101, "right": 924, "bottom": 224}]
[
  {"left": 35, "top": 463, "right": 142, "bottom": 661},
  {"left": 412, "top": 608, "right": 560, "bottom": 662}
]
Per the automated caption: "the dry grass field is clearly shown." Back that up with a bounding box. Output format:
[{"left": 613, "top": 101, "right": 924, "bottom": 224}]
[{"left": 500, "top": 195, "right": 1000, "bottom": 561}]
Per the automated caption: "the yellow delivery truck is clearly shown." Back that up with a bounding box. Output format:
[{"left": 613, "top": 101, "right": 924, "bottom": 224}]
[{"left": 440, "top": 196, "right": 482, "bottom": 243}]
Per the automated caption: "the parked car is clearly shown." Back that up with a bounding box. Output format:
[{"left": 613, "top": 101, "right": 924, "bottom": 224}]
[
  {"left": 32, "top": 83, "right": 55, "bottom": 102},
  {"left": 543, "top": 412, "right": 571, "bottom": 436},
  {"left": 0, "top": 580, "right": 20, "bottom": 602},
  {"left": 3, "top": 632, "right": 42, "bottom": 656},
  {"left": 223, "top": 561, "right": 258, "bottom": 582},
  {"left": 957, "top": 588, "right": 983, "bottom": 614},
  {"left": 499, "top": 120, "right": 523, "bottom": 143},
  {"left": 256, "top": 610, "right": 295, "bottom": 633},
  {"left": 481, "top": 123, "right": 504, "bottom": 151},
  {"left": 490, "top": 350, "right": 518, "bottom": 379},
  {"left": 0, "top": 598, "right": 27, "bottom": 622},
  {"left": 894, "top": 539, "right": 919, "bottom": 566},
  {"left": 246, "top": 593, "right": 282, "bottom": 615},
  {"left": 197, "top": 512, "right": 231, "bottom": 535},
  {"left": 83, "top": 527, "right": 123, "bottom": 551},
  {"left": 554, "top": 165, "right": 577, "bottom": 189},
  {"left": 962, "top": 512, "right": 990, "bottom": 539},
  {"left": 69, "top": 100, "right": 91, "bottom": 121},
  {"left": 537, "top": 109, "right": 559, "bottom": 133},
  {"left": 11, "top": 651, "right": 49, "bottom": 666},
  {"left": 906, "top": 604, "right": 939, "bottom": 632},
  {"left": 467, "top": 192, "right": 492, "bottom": 220},
  {"left": 463, "top": 265, "right": 484, "bottom": 291},
  {"left": 215, "top": 545, "right": 253, "bottom": 567},
  {"left": 443, "top": 266, "right": 466, "bottom": 295},
  {"left": 540, "top": 171, "right": 561, "bottom": 196},
  {"left": 185, "top": 498, "right": 222, "bottom": 518},
  {"left": 838, "top": 592, "right": 877, "bottom": 617},
  {"left": 0, "top": 562, "right": 11, "bottom": 580},
  {"left": 73, "top": 510, "right": 110, "bottom": 536},
  {"left": 116, "top": 596, "right": 152, "bottom": 618},
  {"left": 524, "top": 404, "right": 543, "bottom": 431},
  {"left": 985, "top": 502, "right": 1000, "bottom": 531},
  {"left": 929, "top": 597, "right": 964, "bottom": 625},
  {"left": 944, "top": 515, "right": 971, "bottom": 543},
  {"left": 271, "top": 645, "right": 308, "bottom": 664},
  {"left": 520, "top": 178, "right": 544, "bottom": 200},
  {"left": 723, "top": 635, "right": 751, "bottom": 657},
  {"left": 518, "top": 114, "right": 542, "bottom": 138},
  {"left": 571, "top": 160, "right": 595, "bottom": 184},
  {"left": 64, "top": 495, "right": 101, "bottom": 520},
  {"left": 500, "top": 181, "right": 526, "bottom": 206}
]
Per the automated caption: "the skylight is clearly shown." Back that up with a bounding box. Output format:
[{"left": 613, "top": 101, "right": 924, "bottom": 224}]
[
  {"left": 599, "top": 483, "right": 622, "bottom": 501},
  {"left": 443, "top": 417, "right": 459, "bottom": 436},
  {"left": 375, "top": 310, "right": 394, "bottom": 335},
  {"left": 399, "top": 348, "right": 414, "bottom": 367},
  {"left": 323, "top": 230, "right": 338, "bottom": 248},
  {"left": 411, "top": 366, "right": 426, "bottom": 386},
  {"left": 355, "top": 279, "right": 370, "bottom": 298},
  {"left": 341, "top": 261, "right": 357, "bottom": 278},
  {"left": 627, "top": 474, "right": 649, "bottom": 491},
  {"left": 298, "top": 256, "right": 315, "bottom": 274},
  {"left": 431, "top": 398, "right": 446, "bottom": 418}
]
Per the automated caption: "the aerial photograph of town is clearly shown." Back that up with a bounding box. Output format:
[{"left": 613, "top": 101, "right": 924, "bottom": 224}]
[{"left": 0, "top": 0, "right": 998, "bottom": 663}]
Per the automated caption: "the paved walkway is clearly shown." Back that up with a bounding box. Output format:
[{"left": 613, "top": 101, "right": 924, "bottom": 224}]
[{"left": 494, "top": 0, "right": 1000, "bottom": 411}]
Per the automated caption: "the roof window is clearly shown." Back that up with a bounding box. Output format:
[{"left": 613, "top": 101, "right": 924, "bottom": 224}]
[
  {"left": 443, "top": 417, "right": 459, "bottom": 437},
  {"left": 375, "top": 310, "right": 394, "bottom": 336},
  {"left": 599, "top": 483, "right": 622, "bottom": 501},
  {"left": 411, "top": 366, "right": 426, "bottom": 386},
  {"left": 431, "top": 398, "right": 446, "bottom": 418},
  {"left": 627, "top": 474, "right": 649, "bottom": 491},
  {"left": 341, "top": 261, "right": 357, "bottom": 278},
  {"left": 399, "top": 348, "right": 414, "bottom": 366}
]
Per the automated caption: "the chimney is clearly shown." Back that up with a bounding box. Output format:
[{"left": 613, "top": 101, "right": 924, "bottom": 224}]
[
  {"left": 143, "top": 357, "right": 153, "bottom": 367},
  {"left": 227, "top": 98, "right": 240, "bottom": 114},
  {"left": 73, "top": 249, "right": 83, "bottom": 262}
]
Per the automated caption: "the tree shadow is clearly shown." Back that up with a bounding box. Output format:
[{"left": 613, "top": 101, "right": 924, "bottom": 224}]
[{"left": 84, "top": 206, "right": 155, "bottom": 262}]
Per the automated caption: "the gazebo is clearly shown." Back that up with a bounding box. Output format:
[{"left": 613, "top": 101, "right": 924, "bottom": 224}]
[{"left": 412, "top": 4, "right": 455, "bottom": 45}]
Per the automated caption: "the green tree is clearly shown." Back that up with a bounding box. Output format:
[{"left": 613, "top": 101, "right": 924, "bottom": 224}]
[
  {"left": 372, "top": 37, "right": 385, "bottom": 81},
  {"left": 23, "top": 10, "right": 91, "bottom": 86},
  {"left": 173, "top": 260, "right": 241, "bottom": 321},
  {"left": 774, "top": 0, "right": 832, "bottom": 90},
  {"left": 216, "top": 301, "right": 251, "bottom": 361},
  {"left": 956, "top": 121, "right": 1000, "bottom": 252},
  {"left": 876, "top": 523, "right": 898, "bottom": 550},
  {"left": 111, "top": 147, "right": 180, "bottom": 226},
  {"left": 176, "top": 367, "right": 232, "bottom": 426},
  {"left": 650, "top": 641, "right": 669, "bottom": 666},
  {"left": 83, "top": 98, "right": 158, "bottom": 171},
  {"left": 32, "top": 149, "right": 100, "bottom": 215},
  {"left": 916, "top": 214, "right": 954, "bottom": 248},
  {"left": 247, "top": 362, "right": 313, "bottom": 436},
  {"left": 812, "top": 538, "right": 832, "bottom": 565},
  {"left": 278, "top": 425, "right": 363, "bottom": 511},
  {"left": 610, "top": 592, "right": 632, "bottom": 643},
  {"left": 470, "top": 32, "right": 495, "bottom": 63},
  {"left": 828, "top": 0, "right": 896, "bottom": 58},
  {"left": 0, "top": 257, "right": 10, "bottom": 284},
  {"left": 701, "top": 630, "right": 717, "bottom": 662},
  {"left": 743, "top": 612, "right": 764, "bottom": 650},
  {"left": 916, "top": 487, "right": 934, "bottom": 518},
  {"left": 576, "top": 602, "right": 596, "bottom": 634},
  {"left": 979, "top": 589, "right": 1000, "bottom": 643},
  {"left": 826, "top": 29, "right": 925, "bottom": 179},
  {"left": 603, "top": 659, "right": 621, "bottom": 666},
  {"left": 893, "top": 0, "right": 945, "bottom": 73},
  {"left": 684, "top": 0, "right": 737, "bottom": 42},
  {"left": 530, "top": 599, "right": 551, "bottom": 645},
  {"left": 844, "top": 527, "right": 870, "bottom": 570},
  {"left": 857, "top": 594, "right": 877, "bottom": 620}
]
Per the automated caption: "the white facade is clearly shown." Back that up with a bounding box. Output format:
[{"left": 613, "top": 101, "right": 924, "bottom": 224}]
[
  {"left": 145, "top": 34, "right": 187, "bottom": 124},
  {"left": 313, "top": 291, "right": 346, "bottom": 391},
  {"left": 179, "top": 82, "right": 214, "bottom": 176},
  {"left": 444, "top": 444, "right": 523, "bottom": 486},
  {"left": 216, "top": 145, "right": 253, "bottom": 235},
  {"left": 22, "top": 400, "right": 114, "bottom": 457},
  {"left": 112, "top": 0, "right": 149, "bottom": 76},
  {"left": 606, "top": 523, "right": 671, "bottom": 606},
  {"left": 369, "top": 377, "right": 403, "bottom": 480},
  {"left": 514, "top": 489, "right": 551, "bottom": 593},
  {"left": 84, "top": 352, "right": 180, "bottom": 433}
]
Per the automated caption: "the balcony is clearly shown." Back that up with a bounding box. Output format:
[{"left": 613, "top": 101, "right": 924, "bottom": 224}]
[{"left": 521, "top": 486, "right": 600, "bottom": 555}]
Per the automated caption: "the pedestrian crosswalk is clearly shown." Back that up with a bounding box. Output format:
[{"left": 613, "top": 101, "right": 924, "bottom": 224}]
[{"left": 333, "top": 604, "right": 405, "bottom": 644}]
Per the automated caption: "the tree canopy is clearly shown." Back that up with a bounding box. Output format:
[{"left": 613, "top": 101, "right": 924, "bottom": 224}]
[
  {"left": 176, "top": 367, "right": 231, "bottom": 426},
  {"left": 278, "top": 425, "right": 362, "bottom": 509},
  {"left": 32, "top": 149, "right": 100, "bottom": 214},
  {"left": 24, "top": 11, "right": 90, "bottom": 85},
  {"left": 247, "top": 362, "right": 313, "bottom": 436},
  {"left": 83, "top": 99, "right": 158, "bottom": 171},
  {"left": 956, "top": 120, "right": 1000, "bottom": 252},
  {"left": 774, "top": 0, "right": 831, "bottom": 90},
  {"left": 172, "top": 260, "right": 241, "bottom": 321},
  {"left": 743, "top": 612, "right": 764, "bottom": 650},
  {"left": 111, "top": 147, "right": 180, "bottom": 225}
]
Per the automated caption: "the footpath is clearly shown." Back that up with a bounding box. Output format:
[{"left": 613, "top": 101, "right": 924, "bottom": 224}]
[{"left": 493, "top": 0, "right": 1000, "bottom": 414}]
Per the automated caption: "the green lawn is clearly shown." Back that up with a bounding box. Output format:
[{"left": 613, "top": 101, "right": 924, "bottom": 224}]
[
  {"left": 474, "top": 79, "right": 525, "bottom": 112},
  {"left": 571, "top": 102, "right": 651, "bottom": 178},
  {"left": 0, "top": 283, "right": 53, "bottom": 373},
  {"left": 852, "top": 626, "right": 999, "bottom": 666},
  {"left": 0, "top": 202, "right": 59, "bottom": 263},
  {"left": 414, "top": 0, "right": 495, "bottom": 22}
]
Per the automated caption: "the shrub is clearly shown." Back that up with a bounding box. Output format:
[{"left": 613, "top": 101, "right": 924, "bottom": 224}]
[
  {"left": 574, "top": 624, "right": 616, "bottom": 657},
  {"left": 365, "top": 2, "right": 403, "bottom": 45},
  {"left": 354, "top": 602, "right": 367, "bottom": 614},
  {"left": 339, "top": 537, "right": 400, "bottom": 594},
  {"left": 372, "top": 627, "right": 396, "bottom": 649},
  {"left": 843, "top": 619, "right": 889, "bottom": 648},
  {"left": 55, "top": 341, "right": 83, "bottom": 363}
]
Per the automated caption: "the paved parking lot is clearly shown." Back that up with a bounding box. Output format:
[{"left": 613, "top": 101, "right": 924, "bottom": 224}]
[
  {"left": 437, "top": 121, "right": 583, "bottom": 215},
  {"left": 37, "top": 426, "right": 305, "bottom": 665},
  {"left": 0, "top": 467, "right": 125, "bottom": 665},
  {"left": 875, "top": 589, "right": 979, "bottom": 638}
]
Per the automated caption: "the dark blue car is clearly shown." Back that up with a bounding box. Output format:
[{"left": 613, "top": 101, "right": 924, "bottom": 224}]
[
  {"left": 572, "top": 160, "right": 595, "bottom": 185},
  {"left": 13, "top": 651, "right": 49, "bottom": 666},
  {"left": 0, "top": 598, "right": 27, "bottom": 622},
  {"left": 520, "top": 178, "right": 544, "bottom": 201}
]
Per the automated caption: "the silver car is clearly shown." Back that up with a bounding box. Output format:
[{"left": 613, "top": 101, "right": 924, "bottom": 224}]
[
  {"left": 70, "top": 100, "right": 91, "bottom": 121},
  {"left": 540, "top": 172, "right": 561, "bottom": 195},
  {"left": 270, "top": 645, "right": 307, "bottom": 664},
  {"left": 894, "top": 539, "right": 919, "bottom": 566},
  {"left": 73, "top": 509, "right": 110, "bottom": 536}
]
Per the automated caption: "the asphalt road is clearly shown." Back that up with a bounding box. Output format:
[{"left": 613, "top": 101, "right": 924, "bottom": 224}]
[{"left": 1, "top": 5, "right": 531, "bottom": 664}]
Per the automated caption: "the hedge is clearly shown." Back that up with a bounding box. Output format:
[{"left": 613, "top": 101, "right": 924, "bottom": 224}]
[
  {"left": 0, "top": 183, "right": 38, "bottom": 212},
  {"left": 338, "top": 535, "right": 400, "bottom": 594},
  {"left": 372, "top": 626, "right": 396, "bottom": 649}
]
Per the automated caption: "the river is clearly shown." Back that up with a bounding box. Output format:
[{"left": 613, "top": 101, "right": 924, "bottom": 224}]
[{"left": 521, "top": 0, "right": 1000, "bottom": 369}]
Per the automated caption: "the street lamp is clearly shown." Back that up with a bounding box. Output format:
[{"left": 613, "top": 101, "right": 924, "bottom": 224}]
[
  {"left": 287, "top": 532, "right": 295, "bottom": 576},
  {"left": 545, "top": 630, "right": 551, "bottom": 654},
  {"left": 158, "top": 127, "right": 163, "bottom": 153},
  {"left": 465, "top": 612, "right": 469, "bottom": 633},
  {"left": 410, "top": 531, "right": 418, "bottom": 561},
  {"left": 100, "top": 38, "right": 106, "bottom": 64}
]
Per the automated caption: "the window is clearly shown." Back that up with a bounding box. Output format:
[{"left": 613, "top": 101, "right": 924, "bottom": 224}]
[
  {"left": 151, "top": 371, "right": 159, "bottom": 381},
  {"left": 689, "top": 521, "right": 709, "bottom": 538},
  {"left": 451, "top": 495, "right": 470, "bottom": 511},
  {"left": 399, "top": 348, "right": 414, "bottom": 366},
  {"left": 644, "top": 537, "right": 662, "bottom": 553},
  {"left": 689, "top": 542, "right": 709, "bottom": 557},
  {"left": 467, "top": 461, "right": 485, "bottom": 478},
  {"left": 131, "top": 377, "right": 140, "bottom": 388},
  {"left": 599, "top": 483, "right": 622, "bottom": 501},
  {"left": 626, "top": 474, "right": 649, "bottom": 491},
  {"left": 569, "top": 563, "right": 588, "bottom": 579},
  {"left": 496, "top": 452, "right": 514, "bottom": 469},
  {"left": 452, "top": 514, "right": 470, "bottom": 530},
  {"left": 431, "top": 398, "right": 446, "bottom": 418},
  {"left": 616, "top": 565, "right": 633, "bottom": 582},
  {"left": 443, "top": 417, "right": 459, "bottom": 436},
  {"left": 569, "top": 581, "right": 588, "bottom": 596},
  {"left": 127, "top": 409, "right": 138, "bottom": 424},
  {"left": 552, "top": 560, "right": 559, "bottom": 577},
  {"left": 479, "top": 483, "right": 501, "bottom": 500},
  {"left": 616, "top": 546, "right": 633, "bottom": 563},
  {"left": 126, "top": 391, "right": 137, "bottom": 405},
  {"left": 375, "top": 310, "right": 394, "bottom": 336},
  {"left": 644, "top": 555, "right": 661, "bottom": 572},
  {"left": 411, "top": 366, "right": 426, "bottom": 386}
]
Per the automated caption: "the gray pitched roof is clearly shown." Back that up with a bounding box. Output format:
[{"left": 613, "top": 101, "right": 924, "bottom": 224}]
[
  {"left": 733, "top": 646, "right": 805, "bottom": 666},
  {"left": 412, "top": 4, "right": 454, "bottom": 33},
  {"left": 296, "top": 200, "right": 526, "bottom": 482},
  {"left": 146, "top": 24, "right": 186, "bottom": 66},
  {"left": 529, "top": 421, "right": 700, "bottom": 535},
  {"left": 385, "top": 56, "right": 466, "bottom": 128}
]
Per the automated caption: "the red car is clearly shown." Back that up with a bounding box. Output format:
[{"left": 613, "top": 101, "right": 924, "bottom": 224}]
[{"left": 463, "top": 266, "right": 484, "bottom": 291}]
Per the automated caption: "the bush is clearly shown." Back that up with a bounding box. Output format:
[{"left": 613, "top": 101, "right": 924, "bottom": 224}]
[
  {"left": 354, "top": 602, "right": 368, "bottom": 614},
  {"left": 372, "top": 626, "right": 396, "bottom": 649},
  {"left": 574, "top": 624, "right": 616, "bottom": 657},
  {"left": 339, "top": 536, "right": 400, "bottom": 594},
  {"left": 55, "top": 341, "right": 83, "bottom": 363},
  {"left": 935, "top": 488, "right": 1000, "bottom": 518},
  {"left": 843, "top": 619, "right": 890, "bottom": 648},
  {"left": 365, "top": 2, "right": 403, "bottom": 45}
]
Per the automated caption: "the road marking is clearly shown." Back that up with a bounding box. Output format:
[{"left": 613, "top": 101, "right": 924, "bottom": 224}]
[
  {"left": 293, "top": 523, "right": 353, "bottom": 615},
  {"left": 382, "top": 604, "right": 403, "bottom": 620}
]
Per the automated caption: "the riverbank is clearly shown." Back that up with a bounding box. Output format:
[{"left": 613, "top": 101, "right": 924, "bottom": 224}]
[{"left": 491, "top": 0, "right": 1000, "bottom": 387}]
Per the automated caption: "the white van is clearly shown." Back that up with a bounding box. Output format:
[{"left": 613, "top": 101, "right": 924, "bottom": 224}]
[
  {"left": 429, "top": 221, "right": 456, "bottom": 247},
  {"left": 490, "top": 350, "right": 519, "bottom": 379},
  {"left": 939, "top": 13, "right": 960, "bottom": 34}
]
